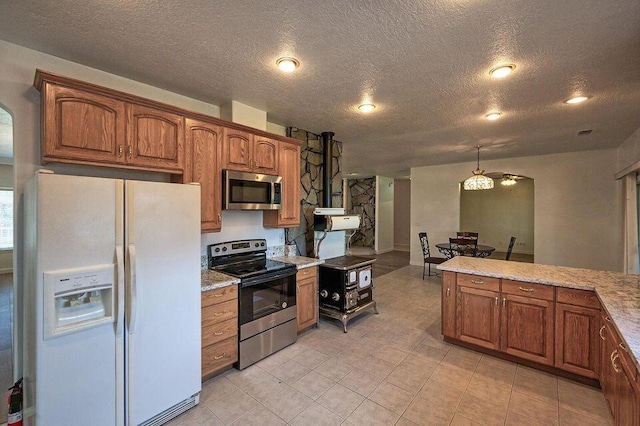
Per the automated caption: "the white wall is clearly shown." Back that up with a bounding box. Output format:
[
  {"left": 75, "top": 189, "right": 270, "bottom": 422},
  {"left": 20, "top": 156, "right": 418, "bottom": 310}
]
[
  {"left": 0, "top": 163, "right": 13, "bottom": 272},
  {"left": 411, "top": 149, "right": 621, "bottom": 271},
  {"left": 394, "top": 179, "right": 411, "bottom": 251},
  {"left": 0, "top": 39, "right": 287, "bottom": 378},
  {"left": 616, "top": 127, "right": 640, "bottom": 173},
  {"left": 375, "top": 176, "right": 394, "bottom": 253}
]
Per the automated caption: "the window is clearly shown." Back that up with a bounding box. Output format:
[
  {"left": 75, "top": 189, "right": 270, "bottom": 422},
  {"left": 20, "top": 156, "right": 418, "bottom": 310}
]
[{"left": 0, "top": 189, "right": 13, "bottom": 250}]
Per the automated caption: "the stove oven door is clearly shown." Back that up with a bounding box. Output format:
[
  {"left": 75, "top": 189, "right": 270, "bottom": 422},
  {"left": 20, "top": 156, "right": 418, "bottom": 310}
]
[
  {"left": 358, "top": 267, "right": 372, "bottom": 289},
  {"left": 238, "top": 269, "right": 296, "bottom": 327}
]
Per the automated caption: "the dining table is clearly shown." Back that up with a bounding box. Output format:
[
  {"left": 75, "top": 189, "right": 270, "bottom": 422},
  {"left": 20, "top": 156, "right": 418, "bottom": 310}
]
[{"left": 435, "top": 242, "right": 496, "bottom": 259}]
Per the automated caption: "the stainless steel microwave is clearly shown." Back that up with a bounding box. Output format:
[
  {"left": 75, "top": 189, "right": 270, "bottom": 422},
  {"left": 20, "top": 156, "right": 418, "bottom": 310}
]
[{"left": 223, "top": 170, "right": 282, "bottom": 210}]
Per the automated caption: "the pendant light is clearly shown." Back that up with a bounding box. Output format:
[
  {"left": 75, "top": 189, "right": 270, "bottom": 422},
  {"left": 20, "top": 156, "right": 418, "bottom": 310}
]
[{"left": 463, "top": 146, "right": 494, "bottom": 191}]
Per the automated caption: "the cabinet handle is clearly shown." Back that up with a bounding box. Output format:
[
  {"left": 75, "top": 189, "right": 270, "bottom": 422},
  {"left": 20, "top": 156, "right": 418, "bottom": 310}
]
[
  {"left": 611, "top": 350, "right": 620, "bottom": 373},
  {"left": 619, "top": 342, "right": 629, "bottom": 353},
  {"left": 518, "top": 287, "right": 534, "bottom": 292},
  {"left": 218, "top": 213, "right": 221, "bottom": 222},
  {"left": 214, "top": 354, "right": 225, "bottom": 360},
  {"left": 214, "top": 331, "right": 225, "bottom": 336},
  {"left": 470, "top": 279, "right": 484, "bottom": 284},
  {"left": 118, "top": 145, "right": 123, "bottom": 157},
  {"left": 502, "top": 297, "right": 506, "bottom": 307},
  {"left": 213, "top": 292, "right": 224, "bottom": 298},
  {"left": 599, "top": 325, "right": 606, "bottom": 340},
  {"left": 446, "top": 288, "right": 450, "bottom": 297},
  {"left": 127, "top": 146, "right": 132, "bottom": 159},
  {"left": 494, "top": 296, "right": 498, "bottom": 305},
  {"left": 214, "top": 311, "right": 226, "bottom": 316},
  {"left": 605, "top": 316, "right": 611, "bottom": 322}
]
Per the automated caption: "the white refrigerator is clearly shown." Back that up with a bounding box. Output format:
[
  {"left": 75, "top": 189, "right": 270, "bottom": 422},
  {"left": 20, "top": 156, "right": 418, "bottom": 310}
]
[{"left": 23, "top": 171, "right": 202, "bottom": 425}]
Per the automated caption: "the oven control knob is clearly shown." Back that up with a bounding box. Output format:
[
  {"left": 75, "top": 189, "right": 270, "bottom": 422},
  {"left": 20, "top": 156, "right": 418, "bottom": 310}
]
[
  {"left": 319, "top": 289, "right": 328, "bottom": 298},
  {"left": 222, "top": 247, "right": 227, "bottom": 252},
  {"left": 282, "top": 302, "right": 287, "bottom": 308},
  {"left": 215, "top": 248, "right": 220, "bottom": 253},
  {"left": 255, "top": 242, "right": 259, "bottom": 247},
  {"left": 331, "top": 293, "right": 340, "bottom": 302},
  {"left": 261, "top": 242, "right": 265, "bottom": 247}
]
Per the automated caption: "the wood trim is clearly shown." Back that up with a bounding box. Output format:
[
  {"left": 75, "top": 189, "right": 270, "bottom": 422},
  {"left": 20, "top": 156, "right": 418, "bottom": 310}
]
[
  {"left": 615, "top": 160, "right": 640, "bottom": 180},
  {"left": 34, "top": 69, "right": 303, "bottom": 147}
]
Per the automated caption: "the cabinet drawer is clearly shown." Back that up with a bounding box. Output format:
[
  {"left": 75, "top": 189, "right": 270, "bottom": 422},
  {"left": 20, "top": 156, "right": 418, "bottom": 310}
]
[
  {"left": 202, "top": 299, "right": 238, "bottom": 327},
  {"left": 201, "top": 284, "right": 238, "bottom": 308},
  {"left": 556, "top": 287, "right": 599, "bottom": 309},
  {"left": 502, "top": 280, "right": 554, "bottom": 301},
  {"left": 457, "top": 273, "right": 500, "bottom": 292},
  {"left": 202, "top": 336, "right": 237, "bottom": 378},
  {"left": 296, "top": 267, "right": 317, "bottom": 281},
  {"left": 202, "top": 317, "right": 238, "bottom": 348}
]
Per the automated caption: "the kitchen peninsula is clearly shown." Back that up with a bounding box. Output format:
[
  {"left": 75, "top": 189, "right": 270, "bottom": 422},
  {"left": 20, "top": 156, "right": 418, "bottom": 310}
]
[{"left": 438, "top": 257, "right": 640, "bottom": 424}]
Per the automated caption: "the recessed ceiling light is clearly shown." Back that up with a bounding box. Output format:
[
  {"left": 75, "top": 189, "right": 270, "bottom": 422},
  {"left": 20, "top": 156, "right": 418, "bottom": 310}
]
[
  {"left": 489, "top": 64, "right": 515, "bottom": 78},
  {"left": 276, "top": 57, "right": 300, "bottom": 73},
  {"left": 486, "top": 112, "right": 502, "bottom": 121},
  {"left": 565, "top": 96, "right": 590, "bottom": 104},
  {"left": 358, "top": 103, "right": 376, "bottom": 113}
]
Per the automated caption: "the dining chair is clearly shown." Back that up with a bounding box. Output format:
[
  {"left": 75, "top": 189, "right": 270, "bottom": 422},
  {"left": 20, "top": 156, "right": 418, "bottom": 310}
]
[
  {"left": 506, "top": 236, "right": 516, "bottom": 260},
  {"left": 450, "top": 237, "right": 477, "bottom": 257},
  {"left": 457, "top": 231, "right": 479, "bottom": 242},
  {"left": 419, "top": 232, "right": 446, "bottom": 279}
]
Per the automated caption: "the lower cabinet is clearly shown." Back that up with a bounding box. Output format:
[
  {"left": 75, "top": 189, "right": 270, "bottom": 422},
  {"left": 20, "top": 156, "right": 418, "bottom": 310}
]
[
  {"left": 600, "top": 312, "right": 639, "bottom": 426},
  {"left": 501, "top": 281, "right": 555, "bottom": 366},
  {"left": 456, "top": 285, "right": 500, "bottom": 350},
  {"left": 201, "top": 285, "right": 238, "bottom": 380},
  {"left": 555, "top": 301, "right": 600, "bottom": 378},
  {"left": 296, "top": 267, "right": 318, "bottom": 332}
]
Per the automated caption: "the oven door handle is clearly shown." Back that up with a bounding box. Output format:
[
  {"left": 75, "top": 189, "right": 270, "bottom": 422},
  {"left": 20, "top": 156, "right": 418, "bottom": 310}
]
[{"left": 241, "top": 269, "right": 296, "bottom": 287}]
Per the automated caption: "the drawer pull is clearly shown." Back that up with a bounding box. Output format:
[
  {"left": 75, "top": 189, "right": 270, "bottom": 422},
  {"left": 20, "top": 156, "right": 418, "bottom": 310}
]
[
  {"left": 214, "top": 331, "right": 225, "bottom": 336},
  {"left": 605, "top": 316, "right": 611, "bottom": 322},
  {"left": 214, "top": 354, "right": 225, "bottom": 360},
  {"left": 214, "top": 311, "right": 226, "bottom": 316},
  {"left": 213, "top": 292, "right": 224, "bottom": 298},
  {"left": 502, "top": 297, "right": 506, "bottom": 307},
  {"left": 610, "top": 350, "right": 620, "bottom": 373},
  {"left": 446, "top": 288, "right": 450, "bottom": 297},
  {"left": 494, "top": 297, "right": 498, "bottom": 305},
  {"left": 518, "top": 287, "right": 534, "bottom": 292},
  {"left": 619, "top": 342, "right": 629, "bottom": 353},
  {"left": 599, "top": 325, "right": 605, "bottom": 340},
  {"left": 470, "top": 279, "right": 484, "bottom": 284}
]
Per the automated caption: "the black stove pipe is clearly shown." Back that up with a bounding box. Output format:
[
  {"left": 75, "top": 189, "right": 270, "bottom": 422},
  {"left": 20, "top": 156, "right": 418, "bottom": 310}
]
[{"left": 321, "top": 131, "right": 335, "bottom": 208}]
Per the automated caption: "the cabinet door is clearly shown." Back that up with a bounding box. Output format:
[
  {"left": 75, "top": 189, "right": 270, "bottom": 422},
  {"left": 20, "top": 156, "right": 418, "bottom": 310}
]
[
  {"left": 183, "top": 118, "right": 222, "bottom": 232},
  {"left": 600, "top": 319, "right": 617, "bottom": 418},
  {"left": 441, "top": 271, "right": 456, "bottom": 338},
  {"left": 617, "top": 364, "right": 639, "bottom": 426},
  {"left": 42, "top": 83, "right": 125, "bottom": 164},
  {"left": 126, "top": 104, "right": 184, "bottom": 172},
  {"left": 253, "top": 136, "right": 279, "bottom": 174},
  {"left": 222, "top": 128, "right": 253, "bottom": 172},
  {"left": 456, "top": 286, "right": 500, "bottom": 350},
  {"left": 500, "top": 294, "right": 554, "bottom": 365},
  {"left": 555, "top": 303, "right": 600, "bottom": 378},
  {"left": 264, "top": 142, "right": 301, "bottom": 227},
  {"left": 297, "top": 276, "right": 318, "bottom": 332}
]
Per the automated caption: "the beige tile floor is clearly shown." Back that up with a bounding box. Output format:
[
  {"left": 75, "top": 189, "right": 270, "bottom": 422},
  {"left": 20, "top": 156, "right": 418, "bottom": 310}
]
[{"left": 168, "top": 266, "right": 613, "bottom": 426}]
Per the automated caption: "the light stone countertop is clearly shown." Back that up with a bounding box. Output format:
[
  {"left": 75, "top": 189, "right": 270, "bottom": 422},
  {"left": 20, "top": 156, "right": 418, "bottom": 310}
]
[
  {"left": 201, "top": 269, "right": 240, "bottom": 292},
  {"left": 438, "top": 257, "right": 640, "bottom": 373},
  {"left": 270, "top": 255, "right": 325, "bottom": 269}
]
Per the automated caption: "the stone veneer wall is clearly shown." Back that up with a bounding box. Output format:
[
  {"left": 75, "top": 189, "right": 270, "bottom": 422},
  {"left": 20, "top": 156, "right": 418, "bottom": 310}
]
[
  {"left": 347, "top": 178, "right": 376, "bottom": 247},
  {"left": 285, "top": 128, "right": 343, "bottom": 257}
]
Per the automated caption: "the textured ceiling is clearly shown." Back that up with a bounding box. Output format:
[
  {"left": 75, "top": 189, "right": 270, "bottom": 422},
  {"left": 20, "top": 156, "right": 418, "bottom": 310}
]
[{"left": 1, "top": 0, "right": 639, "bottom": 177}]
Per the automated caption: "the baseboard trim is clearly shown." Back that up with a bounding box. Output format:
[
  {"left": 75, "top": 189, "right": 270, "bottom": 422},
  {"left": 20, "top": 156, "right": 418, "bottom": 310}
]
[
  {"left": 394, "top": 244, "right": 410, "bottom": 252},
  {"left": 375, "top": 248, "right": 394, "bottom": 254},
  {"left": 0, "top": 267, "right": 12, "bottom": 274}
]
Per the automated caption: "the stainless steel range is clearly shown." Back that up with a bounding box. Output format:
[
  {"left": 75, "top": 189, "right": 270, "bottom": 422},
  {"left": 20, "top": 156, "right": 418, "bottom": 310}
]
[{"left": 208, "top": 239, "right": 297, "bottom": 369}]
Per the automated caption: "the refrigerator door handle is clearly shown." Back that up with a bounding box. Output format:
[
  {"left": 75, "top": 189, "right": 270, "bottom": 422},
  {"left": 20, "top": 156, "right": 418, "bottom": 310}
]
[
  {"left": 127, "top": 244, "right": 138, "bottom": 334},
  {"left": 115, "top": 245, "right": 125, "bottom": 337}
]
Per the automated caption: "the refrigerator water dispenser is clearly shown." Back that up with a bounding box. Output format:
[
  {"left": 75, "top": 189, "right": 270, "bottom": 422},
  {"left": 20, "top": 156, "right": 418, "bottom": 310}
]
[{"left": 43, "top": 264, "right": 115, "bottom": 339}]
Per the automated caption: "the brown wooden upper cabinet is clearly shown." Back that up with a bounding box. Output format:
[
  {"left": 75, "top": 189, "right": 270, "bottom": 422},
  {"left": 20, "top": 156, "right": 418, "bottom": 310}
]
[
  {"left": 41, "top": 83, "right": 127, "bottom": 165},
  {"left": 36, "top": 71, "right": 185, "bottom": 174},
  {"left": 264, "top": 141, "right": 301, "bottom": 228},
  {"left": 174, "top": 118, "right": 222, "bottom": 232},
  {"left": 221, "top": 128, "right": 278, "bottom": 175},
  {"left": 125, "top": 104, "right": 184, "bottom": 171}
]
